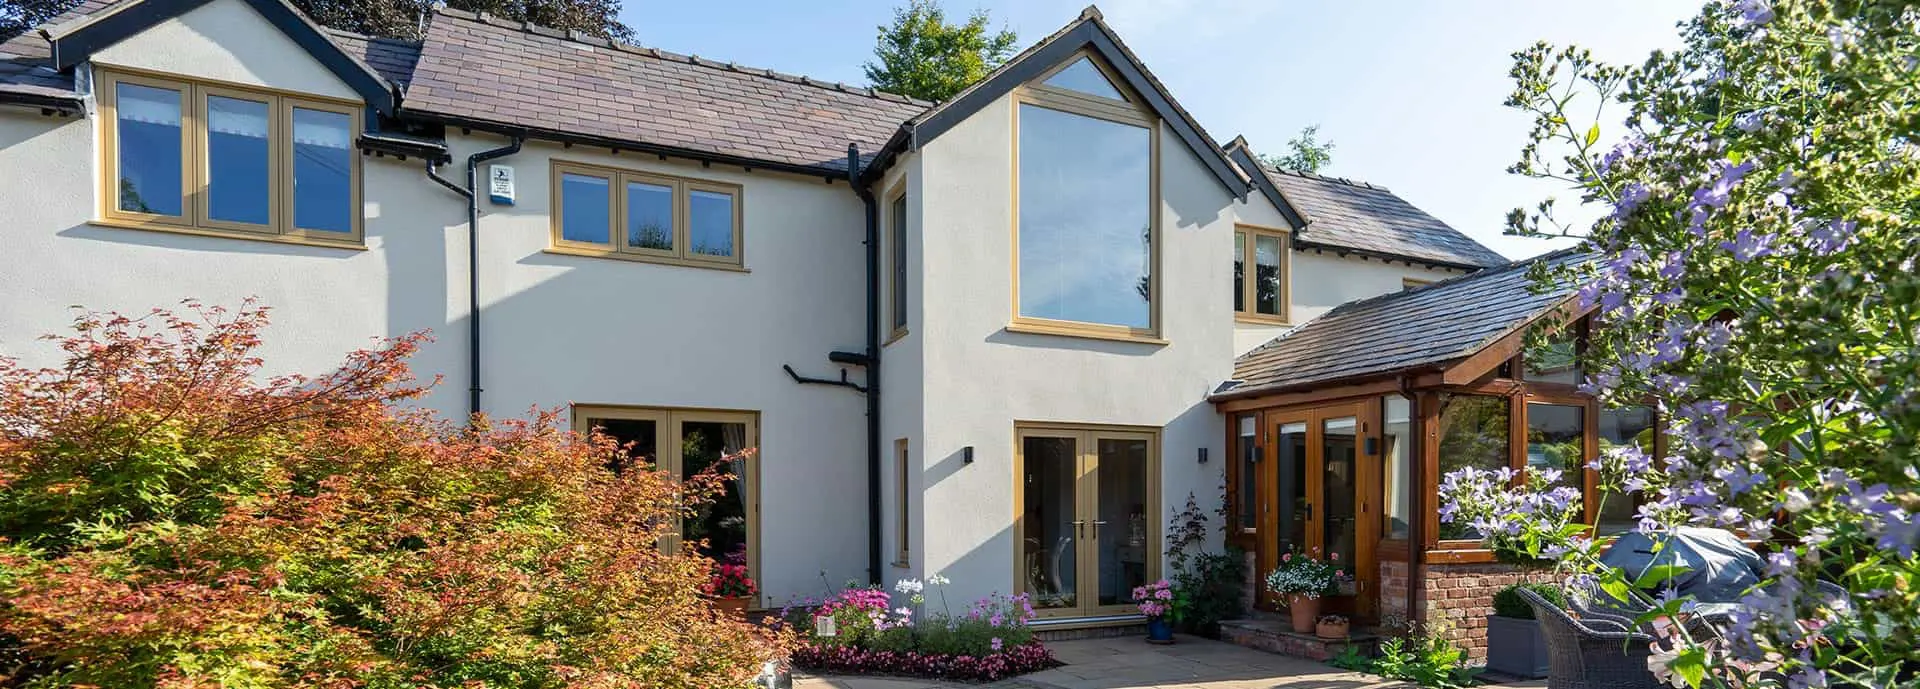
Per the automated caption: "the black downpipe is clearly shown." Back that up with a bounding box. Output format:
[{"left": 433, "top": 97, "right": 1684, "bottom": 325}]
[
  {"left": 848, "top": 144, "right": 883, "bottom": 586},
  {"left": 426, "top": 136, "right": 523, "bottom": 420}
]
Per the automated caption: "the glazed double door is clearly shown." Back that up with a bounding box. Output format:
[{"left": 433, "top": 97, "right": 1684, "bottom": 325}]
[
  {"left": 1016, "top": 424, "right": 1159, "bottom": 619},
  {"left": 1260, "top": 402, "right": 1377, "bottom": 618}
]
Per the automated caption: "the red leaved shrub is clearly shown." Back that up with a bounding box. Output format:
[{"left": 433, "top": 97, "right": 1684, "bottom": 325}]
[{"left": 0, "top": 301, "right": 789, "bottom": 688}]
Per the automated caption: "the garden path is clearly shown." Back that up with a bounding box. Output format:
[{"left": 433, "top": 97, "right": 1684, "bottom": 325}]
[{"left": 795, "top": 634, "right": 1551, "bottom": 689}]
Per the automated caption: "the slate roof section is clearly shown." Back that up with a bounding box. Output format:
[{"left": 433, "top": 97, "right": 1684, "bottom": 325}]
[
  {"left": 1269, "top": 167, "right": 1510, "bottom": 269},
  {"left": 1220, "top": 249, "right": 1591, "bottom": 398},
  {"left": 400, "top": 8, "right": 931, "bottom": 175},
  {"left": 326, "top": 29, "right": 418, "bottom": 88},
  {"left": 0, "top": 0, "right": 120, "bottom": 100}
]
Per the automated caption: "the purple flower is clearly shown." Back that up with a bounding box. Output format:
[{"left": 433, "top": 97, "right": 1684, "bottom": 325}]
[
  {"left": 1808, "top": 219, "right": 1856, "bottom": 255},
  {"left": 1720, "top": 228, "right": 1777, "bottom": 261},
  {"left": 991, "top": 637, "right": 1003, "bottom": 652},
  {"left": 1875, "top": 510, "right": 1919, "bottom": 559},
  {"left": 1734, "top": 0, "right": 1774, "bottom": 26},
  {"left": 1611, "top": 183, "right": 1651, "bottom": 220}
]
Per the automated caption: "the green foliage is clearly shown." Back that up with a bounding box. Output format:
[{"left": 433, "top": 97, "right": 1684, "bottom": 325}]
[
  {"left": 0, "top": 302, "right": 784, "bottom": 688},
  {"left": 1491, "top": 583, "right": 1562, "bottom": 620},
  {"left": 2, "top": 0, "right": 630, "bottom": 41},
  {"left": 861, "top": 0, "right": 1017, "bottom": 102},
  {"left": 1162, "top": 492, "right": 1246, "bottom": 635},
  {"left": 1364, "top": 629, "right": 1478, "bottom": 689},
  {"left": 1328, "top": 642, "right": 1371, "bottom": 672},
  {"left": 1255, "top": 125, "right": 1336, "bottom": 173}
]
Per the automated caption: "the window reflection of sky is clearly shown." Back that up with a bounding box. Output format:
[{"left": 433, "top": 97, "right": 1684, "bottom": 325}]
[{"left": 1018, "top": 103, "right": 1151, "bottom": 329}]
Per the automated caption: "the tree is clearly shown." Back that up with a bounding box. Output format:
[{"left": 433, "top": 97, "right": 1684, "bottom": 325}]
[
  {"left": 1450, "top": 1, "right": 1918, "bottom": 686},
  {"left": 863, "top": 0, "right": 1016, "bottom": 103},
  {"left": 0, "top": 0, "right": 631, "bottom": 42},
  {"left": 1256, "top": 125, "right": 1335, "bottom": 173}
]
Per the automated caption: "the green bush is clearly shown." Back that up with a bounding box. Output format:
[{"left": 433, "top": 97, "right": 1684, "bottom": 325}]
[
  {"left": 1368, "top": 630, "right": 1477, "bottom": 689},
  {"left": 1491, "top": 583, "right": 1563, "bottom": 619}
]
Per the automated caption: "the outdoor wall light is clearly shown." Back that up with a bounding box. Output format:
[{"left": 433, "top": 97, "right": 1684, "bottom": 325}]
[
  {"left": 1197, "top": 447, "right": 1209, "bottom": 464},
  {"left": 962, "top": 446, "right": 974, "bottom": 464}
]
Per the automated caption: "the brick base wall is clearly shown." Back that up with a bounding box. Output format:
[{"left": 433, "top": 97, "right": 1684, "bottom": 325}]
[
  {"left": 1417, "top": 562, "right": 1556, "bottom": 660},
  {"left": 1379, "top": 560, "right": 1410, "bottom": 632}
]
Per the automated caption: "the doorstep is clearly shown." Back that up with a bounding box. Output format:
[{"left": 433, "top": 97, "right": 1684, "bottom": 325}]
[
  {"left": 1030, "top": 614, "right": 1147, "bottom": 641},
  {"left": 1219, "top": 618, "right": 1380, "bottom": 661}
]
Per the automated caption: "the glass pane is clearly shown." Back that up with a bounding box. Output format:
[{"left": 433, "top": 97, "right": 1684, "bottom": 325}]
[
  {"left": 1527, "top": 329, "right": 1581, "bottom": 384},
  {"left": 1237, "top": 414, "right": 1257, "bottom": 530},
  {"left": 1275, "top": 421, "right": 1308, "bottom": 552},
  {"left": 291, "top": 107, "right": 353, "bottom": 232},
  {"left": 1382, "top": 396, "right": 1412, "bottom": 540},
  {"left": 1322, "top": 417, "right": 1358, "bottom": 582},
  {"left": 1597, "top": 406, "right": 1656, "bottom": 534},
  {"left": 1233, "top": 232, "right": 1245, "bottom": 313},
  {"left": 587, "top": 417, "right": 657, "bottom": 474},
  {"left": 1437, "top": 394, "right": 1510, "bottom": 539},
  {"left": 1095, "top": 437, "right": 1149, "bottom": 607},
  {"left": 560, "top": 173, "right": 611, "bottom": 244},
  {"left": 206, "top": 95, "right": 271, "bottom": 225},
  {"left": 688, "top": 189, "right": 735, "bottom": 257},
  {"left": 1255, "top": 234, "right": 1283, "bottom": 315},
  {"left": 1526, "top": 403, "right": 1586, "bottom": 490},
  {"left": 1021, "top": 436, "right": 1078, "bottom": 610},
  {"left": 1042, "top": 57, "right": 1126, "bottom": 101},
  {"left": 891, "top": 194, "right": 908, "bottom": 330},
  {"left": 682, "top": 419, "right": 751, "bottom": 566},
  {"left": 625, "top": 180, "right": 674, "bottom": 251},
  {"left": 1017, "top": 104, "right": 1151, "bottom": 328},
  {"left": 115, "top": 82, "right": 183, "bottom": 216}
]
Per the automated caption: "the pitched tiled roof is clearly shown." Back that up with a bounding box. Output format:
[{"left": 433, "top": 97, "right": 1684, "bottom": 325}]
[
  {"left": 1267, "top": 167, "right": 1509, "bottom": 269},
  {"left": 401, "top": 8, "right": 931, "bottom": 175},
  {"left": 0, "top": 0, "right": 122, "bottom": 99},
  {"left": 326, "top": 28, "right": 418, "bottom": 88},
  {"left": 1220, "top": 249, "right": 1590, "bottom": 398}
]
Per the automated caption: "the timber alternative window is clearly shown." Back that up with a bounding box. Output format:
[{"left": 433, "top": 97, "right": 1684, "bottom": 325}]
[
  {"left": 1234, "top": 225, "right": 1289, "bottom": 321},
  {"left": 895, "top": 438, "right": 911, "bottom": 564},
  {"left": 572, "top": 406, "right": 760, "bottom": 587},
  {"left": 98, "top": 69, "right": 361, "bottom": 245},
  {"left": 550, "top": 160, "right": 744, "bottom": 269},
  {"left": 888, "top": 187, "right": 909, "bottom": 339},
  {"left": 1011, "top": 51, "right": 1160, "bottom": 343}
]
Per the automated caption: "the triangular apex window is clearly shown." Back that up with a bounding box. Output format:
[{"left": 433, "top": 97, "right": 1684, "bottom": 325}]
[{"left": 1042, "top": 57, "right": 1127, "bottom": 101}]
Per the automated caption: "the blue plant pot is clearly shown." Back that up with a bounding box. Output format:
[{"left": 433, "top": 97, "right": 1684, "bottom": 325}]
[{"left": 1146, "top": 618, "right": 1174, "bottom": 644}]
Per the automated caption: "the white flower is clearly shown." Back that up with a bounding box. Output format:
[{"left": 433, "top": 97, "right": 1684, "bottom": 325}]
[
  {"left": 1782, "top": 489, "right": 1813, "bottom": 512},
  {"left": 893, "top": 578, "right": 923, "bottom": 594},
  {"left": 927, "top": 573, "right": 950, "bottom": 587}
]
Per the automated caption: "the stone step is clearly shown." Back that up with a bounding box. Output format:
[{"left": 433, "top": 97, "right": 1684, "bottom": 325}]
[{"left": 1218, "top": 618, "right": 1381, "bottom": 662}]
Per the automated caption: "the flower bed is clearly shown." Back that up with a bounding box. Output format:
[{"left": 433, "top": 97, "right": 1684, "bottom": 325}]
[{"left": 780, "top": 576, "right": 1059, "bottom": 681}]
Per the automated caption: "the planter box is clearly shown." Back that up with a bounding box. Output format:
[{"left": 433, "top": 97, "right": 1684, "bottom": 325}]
[{"left": 1485, "top": 615, "right": 1549, "bottom": 679}]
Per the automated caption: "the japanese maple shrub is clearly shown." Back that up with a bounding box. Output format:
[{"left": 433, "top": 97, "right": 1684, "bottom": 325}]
[{"left": 0, "top": 301, "right": 787, "bottom": 688}]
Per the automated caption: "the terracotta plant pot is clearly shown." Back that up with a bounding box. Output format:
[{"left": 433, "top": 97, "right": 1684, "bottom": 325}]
[
  {"left": 1316, "top": 618, "right": 1350, "bottom": 639},
  {"left": 1286, "top": 594, "right": 1320, "bottom": 634},
  {"left": 712, "top": 596, "right": 751, "bottom": 620}
]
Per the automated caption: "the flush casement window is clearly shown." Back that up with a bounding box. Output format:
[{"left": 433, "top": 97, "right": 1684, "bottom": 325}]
[
  {"left": 1011, "top": 52, "right": 1161, "bottom": 343},
  {"left": 1234, "top": 225, "right": 1289, "bottom": 322},
  {"left": 98, "top": 69, "right": 361, "bottom": 245},
  {"left": 887, "top": 186, "right": 909, "bottom": 340},
  {"left": 894, "top": 437, "right": 911, "bottom": 564},
  {"left": 550, "top": 160, "right": 744, "bottom": 270},
  {"left": 572, "top": 406, "right": 760, "bottom": 591}
]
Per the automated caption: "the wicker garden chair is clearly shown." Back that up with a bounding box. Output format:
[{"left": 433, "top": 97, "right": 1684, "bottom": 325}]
[{"left": 1517, "top": 587, "right": 1664, "bottom": 689}]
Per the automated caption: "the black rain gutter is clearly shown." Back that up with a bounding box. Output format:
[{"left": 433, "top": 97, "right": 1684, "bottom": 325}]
[
  {"left": 401, "top": 109, "right": 849, "bottom": 182},
  {"left": 849, "top": 143, "right": 883, "bottom": 587},
  {"left": 425, "top": 135, "right": 523, "bottom": 421},
  {"left": 1291, "top": 239, "right": 1493, "bottom": 273},
  {"left": 0, "top": 90, "right": 83, "bottom": 115}
]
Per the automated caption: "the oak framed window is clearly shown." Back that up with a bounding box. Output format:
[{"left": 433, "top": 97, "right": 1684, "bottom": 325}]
[
  {"left": 1234, "top": 224, "right": 1290, "bottom": 323},
  {"left": 887, "top": 184, "right": 909, "bottom": 342},
  {"left": 571, "top": 405, "right": 761, "bottom": 598},
  {"left": 1009, "top": 50, "right": 1163, "bottom": 344},
  {"left": 549, "top": 160, "right": 745, "bottom": 270},
  {"left": 894, "top": 437, "right": 911, "bottom": 565},
  {"left": 97, "top": 67, "right": 362, "bottom": 247}
]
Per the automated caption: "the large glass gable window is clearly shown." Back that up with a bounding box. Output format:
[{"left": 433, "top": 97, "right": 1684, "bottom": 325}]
[{"left": 1041, "top": 57, "right": 1127, "bottom": 102}]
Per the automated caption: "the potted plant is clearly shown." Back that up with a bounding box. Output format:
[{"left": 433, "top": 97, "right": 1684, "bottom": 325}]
[
  {"left": 1486, "top": 583, "right": 1560, "bottom": 679},
  {"left": 703, "top": 562, "right": 758, "bottom": 619},
  {"left": 1133, "top": 579, "right": 1176, "bottom": 644},
  {"left": 1264, "top": 546, "right": 1345, "bottom": 634},
  {"left": 1315, "top": 614, "right": 1350, "bottom": 639}
]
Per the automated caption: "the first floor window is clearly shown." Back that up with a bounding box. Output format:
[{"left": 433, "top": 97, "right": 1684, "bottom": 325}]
[
  {"left": 1234, "top": 226, "right": 1288, "bottom": 320},
  {"left": 100, "top": 70, "right": 361, "bottom": 243},
  {"left": 1014, "top": 100, "right": 1155, "bottom": 336},
  {"left": 551, "top": 161, "right": 743, "bottom": 268},
  {"left": 888, "top": 189, "right": 909, "bottom": 337},
  {"left": 573, "top": 406, "right": 759, "bottom": 574}
]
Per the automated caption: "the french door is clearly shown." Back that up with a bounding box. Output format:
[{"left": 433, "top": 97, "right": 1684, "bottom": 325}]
[
  {"left": 1258, "top": 403, "right": 1377, "bottom": 618},
  {"left": 1015, "top": 423, "right": 1160, "bottom": 619}
]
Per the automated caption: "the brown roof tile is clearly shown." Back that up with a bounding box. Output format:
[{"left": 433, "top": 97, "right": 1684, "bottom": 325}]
[
  {"left": 325, "top": 28, "right": 419, "bottom": 88},
  {"left": 1267, "top": 166, "right": 1510, "bottom": 269},
  {"left": 401, "top": 8, "right": 930, "bottom": 174}
]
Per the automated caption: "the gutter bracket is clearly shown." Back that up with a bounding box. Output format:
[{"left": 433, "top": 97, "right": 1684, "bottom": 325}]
[{"left": 782, "top": 364, "right": 869, "bottom": 394}]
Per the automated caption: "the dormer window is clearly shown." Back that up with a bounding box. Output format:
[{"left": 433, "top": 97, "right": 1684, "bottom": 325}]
[
  {"left": 1010, "top": 52, "right": 1161, "bottom": 343},
  {"left": 97, "top": 69, "right": 361, "bottom": 246}
]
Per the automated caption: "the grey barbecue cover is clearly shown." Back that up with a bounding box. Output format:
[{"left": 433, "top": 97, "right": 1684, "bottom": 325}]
[{"left": 1598, "top": 527, "right": 1766, "bottom": 603}]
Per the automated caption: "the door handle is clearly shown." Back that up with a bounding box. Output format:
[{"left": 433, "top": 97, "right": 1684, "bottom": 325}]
[
  {"left": 1072, "top": 519, "right": 1086, "bottom": 537},
  {"left": 1304, "top": 503, "right": 1314, "bottom": 520},
  {"left": 1091, "top": 520, "right": 1108, "bottom": 535}
]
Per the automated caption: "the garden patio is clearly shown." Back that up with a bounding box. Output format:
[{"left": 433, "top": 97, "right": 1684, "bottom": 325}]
[{"left": 797, "top": 635, "right": 1549, "bottom": 689}]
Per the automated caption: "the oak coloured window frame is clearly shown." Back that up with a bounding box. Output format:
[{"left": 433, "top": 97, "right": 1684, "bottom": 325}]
[
  {"left": 96, "top": 66, "right": 364, "bottom": 248},
  {"left": 547, "top": 159, "right": 746, "bottom": 271},
  {"left": 1007, "top": 50, "right": 1164, "bottom": 345},
  {"left": 886, "top": 183, "right": 909, "bottom": 342},
  {"left": 1234, "top": 224, "right": 1291, "bottom": 324},
  {"left": 894, "top": 437, "right": 911, "bottom": 565}
]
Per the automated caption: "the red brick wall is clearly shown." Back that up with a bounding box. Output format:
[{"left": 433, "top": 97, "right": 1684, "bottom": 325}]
[
  {"left": 1417, "top": 562, "right": 1557, "bottom": 660},
  {"left": 1379, "top": 560, "right": 1410, "bottom": 630}
]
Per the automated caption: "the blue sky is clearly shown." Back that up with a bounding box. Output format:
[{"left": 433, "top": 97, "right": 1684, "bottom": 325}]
[{"left": 616, "top": 1, "right": 1700, "bottom": 261}]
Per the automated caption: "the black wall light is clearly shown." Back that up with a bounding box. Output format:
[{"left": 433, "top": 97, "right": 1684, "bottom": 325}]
[
  {"left": 962, "top": 446, "right": 974, "bottom": 464},
  {"left": 1197, "top": 447, "right": 1209, "bottom": 464}
]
